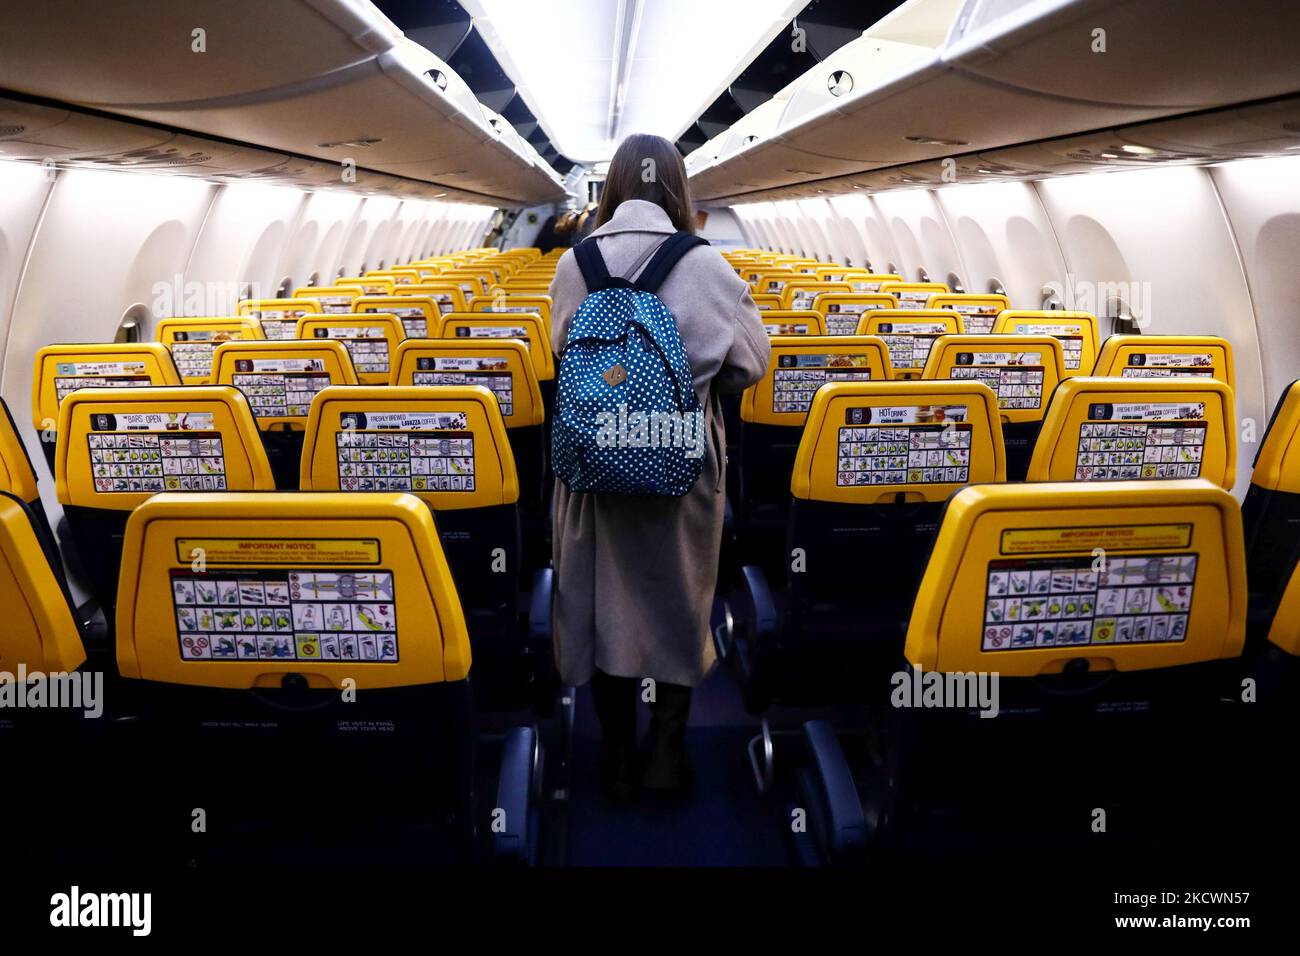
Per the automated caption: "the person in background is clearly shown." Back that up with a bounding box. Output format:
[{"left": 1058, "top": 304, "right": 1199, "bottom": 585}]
[{"left": 547, "top": 133, "right": 770, "bottom": 801}]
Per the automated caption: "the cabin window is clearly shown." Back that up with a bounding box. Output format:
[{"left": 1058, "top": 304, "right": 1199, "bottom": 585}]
[
  {"left": 115, "top": 304, "right": 148, "bottom": 343},
  {"left": 988, "top": 277, "right": 1006, "bottom": 295},
  {"left": 276, "top": 276, "right": 292, "bottom": 297},
  {"left": 947, "top": 272, "right": 965, "bottom": 293},
  {"left": 1105, "top": 293, "right": 1142, "bottom": 335}
]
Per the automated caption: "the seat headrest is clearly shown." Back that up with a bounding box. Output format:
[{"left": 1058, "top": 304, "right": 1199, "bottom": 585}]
[
  {"left": 212, "top": 339, "right": 358, "bottom": 431},
  {"left": 742, "top": 335, "right": 894, "bottom": 426},
  {"left": 0, "top": 491, "right": 84, "bottom": 674},
  {"left": 1027, "top": 376, "right": 1236, "bottom": 489},
  {"left": 922, "top": 334, "right": 1066, "bottom": 424},
  {"left": 115, "top": 491, "right": 470, "bottom": 688},
  {"left": 154, "top": 317, "right": 265, "bottom": 384},
  {"left": 55, "top": 385, "right": 275, "bottom": 509},
  {"left": 792, "top": 380, "right": 1005, "bottom": 504},
  {"left": 295, "top": 314, "right": 405, "bottom": 385},
  {"left": 1093, "top": 334, "right": 1234, "bottom": 390},
  {"left": 300, "top": 384, "right": 519, "bottom": 510},
  {"left": 993, "top": 310, "right": 1100, "bottom": 377},
  {"left": 390, "top": 338, "right": 543, "bottom": 428},
  {"left": 32, "top": 343, "right": 181, "bottom": 432},
  {"left": 905, "top": 480, "right": 1246, "bottom": 676}
]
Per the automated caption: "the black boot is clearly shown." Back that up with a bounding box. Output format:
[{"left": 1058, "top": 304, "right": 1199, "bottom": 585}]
[
  {"left": 590, "top": 670, "right": 640, "bottom": 803},
  {"left": 643, "top": 681, "right": 694, "bottom": 794}
]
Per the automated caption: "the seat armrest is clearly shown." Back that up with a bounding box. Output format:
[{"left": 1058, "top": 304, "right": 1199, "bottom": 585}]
[
  {"left": 741, "top": 564, "right": 778, "bottom": 641},
  {"left": 528, "top": 567, "right": 553, "bottom": 642},
  {"left": 802, "top": 719, "right": 867, "bottom": 859},
  {"left": 493, "top": 725, "right": 536, "bottom": 862}
]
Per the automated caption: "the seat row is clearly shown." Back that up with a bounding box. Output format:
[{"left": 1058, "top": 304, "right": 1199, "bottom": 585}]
[
  {"left": 1, "top": 482, "right": 541, "bottom": 864},
  {"left": 0, "top": 245, "right": 562, "bottom": 864}
]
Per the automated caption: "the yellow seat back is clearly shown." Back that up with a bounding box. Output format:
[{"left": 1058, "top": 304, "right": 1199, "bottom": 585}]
[
  {"left": 115, "top": 492, "right": 470, "bottom": 688},
  {"left": 926, "top": 293, "right": 1012, "bottom": 335},
  {"left": 904, "top": 480, "right": 1245, "bottom": 675},
  {"left": 390, "top": 338, "right": 543, "bottom": 428},
  {"left": 813, "top": 293, "right": 900, "bottom": 336},
  {"left": 742, "top": 336, "right": 894, "bottom": 426},
  {"left": 1251, "top": 380, "right": 1300, "bottom": 494},
  {"left": 469, "top": 294, "right": 553, "bottom": 334},
  {"left": 840, "top": 272, "right": 902, "bottom": 293},
  {"left": 781, "top": 281, "right": 852, "bottom": 311},
  {"left": 336, "top": 276, "right": 396, "bottom": 296},
  {"left": 212, "top": 339, "right": 358, "bottom": 432},
  {"left": 237, "top": 298, "right": 323, "bottom": 340},
  {"left": 295, "top": 314, "right": 405, "bottom": 385},
  {"left": 300, "top": 385, "right": 518, "bottom": 511},
  {"left": 155, "top": 316, "right": 265, "bottom": 385},
  {"left": 993, "top": 310, "right": 1100, "bottom": 377},
  {"left": 922, "top": 334, "right": 1066, "bottom": 425},
  {"left": 0, "top": 398, "right": 42, "bottom": 504},
  {"left": 354, "top": 295, "right": 441, "bottom": 339},
  {"left": 760, "top": 310, "right": 828, "bottom": 336},
  {"left": 433, "top": 312, "right": 553, "bottom": 381},
  {"left": 292, "top": 286, "right": 360, "bottom": 313},
  {"left": 56, "top": 385, "right": 276, "bottom": 509},
  {"left": 0, "top": 492, "right": 85, "bottom": 673},
  {"left": 858, "top": 310, "right": 964, "bottom": 379},
  {"left": 880, "top": 282, "right": 950, "bottom": 309},
  {"left": 791, "top": 380, "right": 1005, "bottom": 504},
  {"left": 1026, "top": 377, "right": 1236, "bottom": 489},
  {"left": 403, "top": 283, "right": 470, "bottom": 314},
  {"left": 1092, "top": 334, "right": 1234, "bottom": 389},
  {"left": 32, "top": 343, "right": 181, "bottom": 437}
]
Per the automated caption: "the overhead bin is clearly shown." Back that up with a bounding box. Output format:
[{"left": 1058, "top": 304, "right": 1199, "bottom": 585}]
[
  {"left": 945, "top": 0, "right": 1300, "bottom": 111},
  {"left": 691, "top": 0, "right": 1300, "bottom": 203},
  {"left": 0, "top": 94, "right": 502, "bottom": 205},
  {"left": 0, "top": 0, "right": 564, "bottom": 206},
  {"left": 0, "top": 0, "right": 399, "bottom": 107}
]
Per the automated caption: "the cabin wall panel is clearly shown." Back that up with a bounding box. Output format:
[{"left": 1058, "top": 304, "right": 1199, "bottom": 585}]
[
  {"left": 824, "top": 194, "right": 871, "bottom": 269},
  {"left": 1035, "top": 165, "right": 1262, "bottom": 493},
  {"left": 1209, "top": 156, "right": 1300, "bottom": 425},
  {"left": 0, "top": 166, "right": 215, "bottom": 537},
  {"left": 0, "top": 161, "right": 55, "bottom": 394},
  {"left": 870, "top": 189, "right": 964, "bottom": 286},
  {"left": 934, "top": 180, "right": 1068, "bottom": 307},
  {"left": 186, "top": 181, "right": 307, "bottom": 306}
]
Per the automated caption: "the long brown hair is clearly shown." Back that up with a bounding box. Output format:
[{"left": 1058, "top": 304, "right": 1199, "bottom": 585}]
[{"left": 594, "top": 133, "right": 696, "bottom": 234}]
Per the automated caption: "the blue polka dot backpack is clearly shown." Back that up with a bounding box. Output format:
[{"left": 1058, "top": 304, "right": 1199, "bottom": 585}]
[{"left": 553, "top": 230, "right": 710, "bottom": 496}]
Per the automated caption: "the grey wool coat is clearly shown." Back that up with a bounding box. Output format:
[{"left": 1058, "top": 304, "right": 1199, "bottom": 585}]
[{"left": 548, "top": 199, "right": 771, "bottom": 688}]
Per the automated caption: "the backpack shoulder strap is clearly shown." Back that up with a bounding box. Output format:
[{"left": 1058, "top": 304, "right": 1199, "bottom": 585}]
[
  {"left": 573, "top": 237, "right": 633, "bottom": 293},
  {"left": 573, "top": 237, "right": 608, "bottom": 292},
  {"left": 633, "top": 231, "right": 709, "bottom": 295}
]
